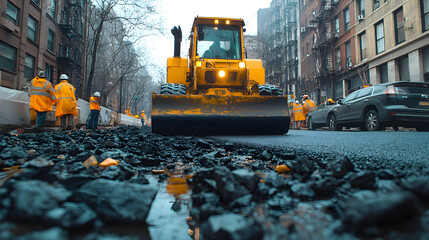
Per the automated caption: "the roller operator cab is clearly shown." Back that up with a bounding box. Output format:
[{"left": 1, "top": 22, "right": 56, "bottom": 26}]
[{"left": 152, "top": 17, "right": 290, "bottom": 135}]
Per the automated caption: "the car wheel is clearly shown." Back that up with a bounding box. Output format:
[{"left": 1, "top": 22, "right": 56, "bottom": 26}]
[
  {"left": 364, "top": 110, "right": 380, "bottom": 131},
  {"left": 416, "top": 126, "right": 429, "bottom": 131},
  {"left": 308, "top": 117, "right": 315, "bottom": 130},
  {"left": 328, "top": 114, "right": 341, "bottom": 131}
]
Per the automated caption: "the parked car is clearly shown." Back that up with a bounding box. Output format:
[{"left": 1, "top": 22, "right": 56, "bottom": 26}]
[
  {"left": 307, "top": 101, "right": 336, "bottom": 130},
  {"left": 307, "top": 82, "right": 429, "bottom": 131}
]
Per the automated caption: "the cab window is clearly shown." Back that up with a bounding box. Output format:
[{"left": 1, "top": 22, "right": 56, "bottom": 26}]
[{"left": 196, "top": 25, "right": 241, "bottom": 60}]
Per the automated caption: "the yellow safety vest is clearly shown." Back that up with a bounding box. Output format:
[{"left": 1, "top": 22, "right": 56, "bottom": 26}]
[
  {"left": 90, "top": 96, "right": 100, "bottom": 111},
  {"left": 54, "top": 80, "right": 78, "bottom": 117},
  {"left": 29, "top": 77, "right": 56, "bottom": 112},
  {"left": 303, "top": 99, "right": 316, "bottom": 115}
]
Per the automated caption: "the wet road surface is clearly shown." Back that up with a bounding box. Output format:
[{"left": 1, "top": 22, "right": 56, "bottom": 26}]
[
  {"left": 1, "top": 126, "right": 429, "bottom": 239},
  {"left": 212, "top": 129, "right": 429, "bottom": 169}
]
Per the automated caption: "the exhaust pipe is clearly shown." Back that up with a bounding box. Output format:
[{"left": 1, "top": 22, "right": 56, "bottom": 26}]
[{"left": 171, "top": 26, "right": 182, "bottom": 57}]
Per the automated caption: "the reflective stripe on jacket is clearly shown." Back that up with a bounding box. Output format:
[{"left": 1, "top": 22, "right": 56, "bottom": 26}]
[
  {"left": 29, "top": 77, "right": 56, "bottom": 112},
  {"left": 54, "top": 80, "right": 78, "bottom": 117},
  {"left": 90, "top": 96, "right": 100, "bottom": 111},
  {"left": 293, "top": 103, "right": 306, "bottom": 121},
  {"left": 303, "top": 99, "right": 316, "bottom": 115}
]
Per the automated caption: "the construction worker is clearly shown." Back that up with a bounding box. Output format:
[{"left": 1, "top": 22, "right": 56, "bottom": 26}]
[
  {"left": 55, "top": 74, "right": 78, "bottom": 130},
  {"left": 288, "top": 102, "right": 294, "bottom": 129},
  {"left": 140, "top": 110, "right": 148, "bottom": 127},
  {"left": 125, "top": 107, "right": 132, "bottom": 116},
  {"left": 29, "top": 71, "right": 56, "bottom": 130},
  {"left": 302, "top": 95, "right": 317, "bottom": 128},
  {"left": 293, "top": 100, "right": 306, "bottom": 129},
  {"left": 302, "top": 95, "right": 316, "bottom": 116},
  {"left": 87, "top": 92, "right": 101, "bottom": 130}
]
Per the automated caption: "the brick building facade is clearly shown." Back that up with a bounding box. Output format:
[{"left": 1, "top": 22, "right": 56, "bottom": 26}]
[
  {"left": 0, "top": 0, "right": 87, "bottom": 96},
  {"left": 258, "top": 0, "right": 429, "bottom": 105}
]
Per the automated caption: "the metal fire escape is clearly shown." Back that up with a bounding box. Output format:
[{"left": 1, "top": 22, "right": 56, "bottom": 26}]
[
  {"left": 307, "top": 0, "right": 338, "bottom": 101},
  {"left": 267, "top": 0, "right": 284, "bottom": 87},
  {"left": 58, "top": 0, "right": 85, "bottom": 68},
  {"left": 315, "top": 0, "right": 337, "bottom": 79}
]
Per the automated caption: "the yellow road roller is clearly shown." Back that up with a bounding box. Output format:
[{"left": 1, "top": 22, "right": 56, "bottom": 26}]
[{"left": 151, "top": 17, "right": 290, "bottom": 135}]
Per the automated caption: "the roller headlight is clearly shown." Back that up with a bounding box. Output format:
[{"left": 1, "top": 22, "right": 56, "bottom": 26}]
[
  {"left": 218, "top": 70, "right": 226, "bottom": 78},
  {"left": 239, "top": 62, "right": 245, "bottom": 69}
]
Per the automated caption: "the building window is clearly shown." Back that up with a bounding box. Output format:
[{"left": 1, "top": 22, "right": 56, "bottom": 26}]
[
  {"left": 48, "top": 29, "right": 55, "bottom": 52},
  {"left": 373, "top": 0, "right": 380, "bottom": 10},
  {"left": 345, "top": 41, "right": 352, "bottom": 68},
  {"left": 24, "top": 54, "right": 35, "bottom": 79},
  {"left": 31, "top": 0, "right": 39, "bottom": 5},
  {"left": 335, "top": 80, "right": 343, "bottom": 99},
  {"left": 394, "top": 8, "right": 405, "bottom": 44},
  {"left": 375, "top": 21, "right": 385, "bottom": 54},
  {"left": 335, "top": 17, "right": 340, "bottom": 34},
  {"left": 0, "top": 41, "right": 17, "bottom": 72},
  {"left": 379, "top": 63, "right": 388, "bottom": 83},
  {"left": 306, "top": 41, "right": 310, "bottom": 56},
  {"left": 358, "top": 0, "right": 365, "bottom": 17},
  {"left": 49, "top": 0, "right": 56, "bottom": 19},
  {"left": 360, "top": 32, "right": 367, "bottom": 61},
  {"left": 313, "top": 34, "right": 317, "bottom": 48},
  {"left": 421, "top": 0, "right": 429, "bottom": 31},
  {"left": 27, "top": 16, "right": 38, "bottom": 43},
  {"left": 335, "top": 48, "right": 341, "bottom": 71},
  {"left": 6, "top": 1, "right": 20, "bottom": 26},
  {"left": 398, "top": 56, "right": 410, "bottom": 81},
  {"left": 344, "top": 7, "right": 350, "bottom": 31},
  {"left": 45, "top": 64, "right": 53, "bottom": 82},
  {"left": 423, "top": 47, "right": 429, "bottom": 82}
]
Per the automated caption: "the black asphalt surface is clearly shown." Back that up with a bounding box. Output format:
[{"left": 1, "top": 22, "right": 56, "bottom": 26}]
[
  {"left": 212, "top": 129, "right": 429, "bottom": 171},
  {"left": 2, "top": 126, "right": 429, "bottom": 239}
]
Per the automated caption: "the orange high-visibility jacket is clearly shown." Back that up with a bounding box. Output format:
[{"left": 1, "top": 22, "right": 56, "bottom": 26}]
[
  {"left": 141, "top": 112, "right": 149, "bottom": 125},
  {"left": 293, "top": 103, "right": 306, "bottom": 121},
  {"left": 90, "top": 96, "right": 100, "bottom": 111},
  {"left": 125, "top": 109, "right": 132, "bottom": 116},
  {"left": 54, "top": 80, "right": 78, "bottom": 117},
  {"left": 29, "top": 77, "right": 56, "bottom": 112},
  {"left": 303, "top": 99, "right": 317, "bottom": 115}
]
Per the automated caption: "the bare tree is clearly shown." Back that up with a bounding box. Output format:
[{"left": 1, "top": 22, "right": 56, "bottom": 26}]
[{"left": 83, "top": 0, "right": 161, "bottom": 100}]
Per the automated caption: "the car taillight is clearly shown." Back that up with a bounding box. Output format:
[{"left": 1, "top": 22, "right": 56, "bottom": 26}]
[{"left": 384, "top": 85, "right": 396, "bottom": 94}]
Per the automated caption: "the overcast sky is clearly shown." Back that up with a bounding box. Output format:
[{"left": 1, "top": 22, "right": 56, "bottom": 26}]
[{"left": 142, "top": 0, "right": 272, "bottom": 78}]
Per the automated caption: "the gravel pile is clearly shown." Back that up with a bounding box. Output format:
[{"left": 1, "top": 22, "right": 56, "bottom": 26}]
[{"left": 0, "top": 126, "right": 428, "bottom": 239}]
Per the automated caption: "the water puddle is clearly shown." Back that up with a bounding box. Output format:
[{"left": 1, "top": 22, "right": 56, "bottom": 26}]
[
  {"left": 0, "top": 166, "right": 23, "bottom": 187},
  {"left": 146, "top": 172, "right": 192, "bottom": 240}
]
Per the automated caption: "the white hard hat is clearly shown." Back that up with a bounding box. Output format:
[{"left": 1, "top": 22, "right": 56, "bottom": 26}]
[
  {"left": 38, "top": 71, "right": 45, "bottom": 78},
  {"left": 60, "top": 74, "right": 69, "bottom": 80},
  {"left": 94, "top": 92, "right": 101, "bottom": 97},
  {"left": 295, "top": 100, "right": 299, "bottom": 104}
]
